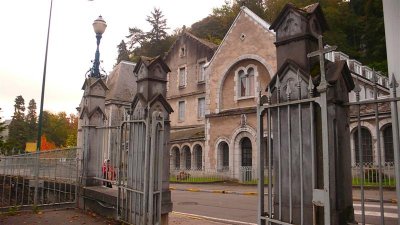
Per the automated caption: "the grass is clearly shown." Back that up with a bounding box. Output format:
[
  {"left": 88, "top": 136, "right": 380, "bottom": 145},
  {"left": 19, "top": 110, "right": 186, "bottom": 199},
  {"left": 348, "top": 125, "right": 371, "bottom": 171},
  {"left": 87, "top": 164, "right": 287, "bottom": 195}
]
[
  {"left": 169, "top": 176, "right": 226, "bottom": 183},
  {"left": 352, "top": 177, "right": 396, "bottom": 187}
]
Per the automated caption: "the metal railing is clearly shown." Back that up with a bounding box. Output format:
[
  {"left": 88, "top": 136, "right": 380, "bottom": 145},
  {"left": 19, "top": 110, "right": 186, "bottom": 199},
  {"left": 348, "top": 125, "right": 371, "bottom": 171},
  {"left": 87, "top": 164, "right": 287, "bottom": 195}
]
[
  {"left": 0, "top": 148, "right": 78, "bottom": 209},
  {"left": 169, "top": 167, "right": 270, "bottom": 184},
  {"left": 352, "top": 162, "right": 396, "bottom": 187},
  {"left": 170, "top": 168, "right": 231, "bottom": 183}
]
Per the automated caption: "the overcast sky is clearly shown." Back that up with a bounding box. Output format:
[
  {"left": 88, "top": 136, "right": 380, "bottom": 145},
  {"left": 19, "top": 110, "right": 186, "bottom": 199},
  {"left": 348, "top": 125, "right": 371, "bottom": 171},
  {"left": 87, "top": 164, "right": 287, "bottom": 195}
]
[{"left": 0, "top": 0, "right": 227, "bottom": 120}]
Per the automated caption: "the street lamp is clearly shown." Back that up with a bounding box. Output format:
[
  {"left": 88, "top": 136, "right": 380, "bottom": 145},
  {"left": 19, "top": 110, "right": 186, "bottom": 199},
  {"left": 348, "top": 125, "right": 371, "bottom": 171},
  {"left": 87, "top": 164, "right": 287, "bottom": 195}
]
[
  {"left": 36, "top": 0, "right": 53, "bottom": 151},
  {"left": 89, "top": 15, "right": 107, "bottom": 78}
]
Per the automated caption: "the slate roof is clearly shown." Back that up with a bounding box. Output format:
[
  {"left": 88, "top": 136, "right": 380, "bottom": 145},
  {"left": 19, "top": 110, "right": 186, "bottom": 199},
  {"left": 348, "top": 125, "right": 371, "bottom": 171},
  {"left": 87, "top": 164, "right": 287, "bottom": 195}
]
[
  {"left": 106, "top": 61, "right": 136, "bottom": 103},
  {"left": 170, "top": 127, "right": 205, "bottom": 142}
]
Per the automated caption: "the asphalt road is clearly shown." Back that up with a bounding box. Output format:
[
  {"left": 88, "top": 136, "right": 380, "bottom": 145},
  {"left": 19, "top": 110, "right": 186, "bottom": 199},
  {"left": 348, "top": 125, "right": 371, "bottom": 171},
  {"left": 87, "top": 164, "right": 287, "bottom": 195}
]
[{"left": 172, "top": 190, "right": 399, "bottom": 225}]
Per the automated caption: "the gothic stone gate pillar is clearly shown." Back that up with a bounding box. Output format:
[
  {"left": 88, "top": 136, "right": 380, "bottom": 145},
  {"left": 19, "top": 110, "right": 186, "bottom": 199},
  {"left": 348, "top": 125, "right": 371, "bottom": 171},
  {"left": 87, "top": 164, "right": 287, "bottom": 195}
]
[
  {"left": 258, "top": 3, "right": 355, "bottom": 225},
  {"left": 117, "top": 56, "right": 173, "bottom": 225}
]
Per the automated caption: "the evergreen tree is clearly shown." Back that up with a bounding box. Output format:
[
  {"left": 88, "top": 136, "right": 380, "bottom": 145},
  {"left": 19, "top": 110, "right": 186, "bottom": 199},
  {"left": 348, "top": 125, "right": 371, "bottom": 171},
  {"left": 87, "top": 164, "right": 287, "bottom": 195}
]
[
  {"left": 126, "top": 27, "right": 146, "bottom": 50},
  {"left": 26, "top": 99, "right": 37, "bottom": 141},
  {"left": 124, "top": 7, "right": 174, "bottom": 61},
  {"left": 116, "top": 40, "right": 131, "bottom": 65},
  {"left": 7, "top": 95, "right": 27, "bottom": 150},
  {"left": 146, "top": 8, "right": 168, "bottom": 44}
]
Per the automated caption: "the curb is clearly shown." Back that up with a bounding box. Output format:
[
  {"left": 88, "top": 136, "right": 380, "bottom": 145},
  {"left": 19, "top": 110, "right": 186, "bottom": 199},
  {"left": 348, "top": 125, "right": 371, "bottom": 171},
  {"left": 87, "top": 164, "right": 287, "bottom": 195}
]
[{"left": 171, "top": 187, "right": 398, "bottom": 203}]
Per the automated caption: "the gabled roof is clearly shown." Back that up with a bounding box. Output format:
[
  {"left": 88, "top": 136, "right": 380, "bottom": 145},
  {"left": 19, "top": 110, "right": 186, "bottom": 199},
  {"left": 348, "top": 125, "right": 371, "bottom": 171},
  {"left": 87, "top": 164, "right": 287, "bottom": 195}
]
[
  {"left": 79, "top": 106, "right": 107, "bottom": 120},
  {"left": 149, "top": 93, "right": 174, "bottom": 114},
  {"left": 164, "top": 31, "right": 217, "bottom": 61},
  {"left": 131, "top": 93, "right": 173, "bottom": 114},
  {"left": 81, "top": 77, "right": 109, "bottom": 91},
  {"left": 269, "top": 3, "right": 328, "bottom": 32},
  {"left": 133, "top": 56, "right": 171, "bottom": 74},
  {"left": 206, "top": 6, "right": 275, "bottom": 67},
  {"left": 131, "top": 93, "right": 147, "bottom": 111},
  {"left": 267, "top": 59, "right": 309, "bottom": 91}
]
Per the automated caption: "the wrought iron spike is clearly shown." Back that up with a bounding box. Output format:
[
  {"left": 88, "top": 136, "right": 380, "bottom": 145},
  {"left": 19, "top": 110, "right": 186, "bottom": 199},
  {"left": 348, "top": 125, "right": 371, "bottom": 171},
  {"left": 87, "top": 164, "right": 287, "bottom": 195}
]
[
  {"left": 297, "top": 70, "right": 302, "bottom": 99},
  {"left": 296, "top": 70, "right": 302, "bottom": 87},
  {"left": 286, "top": 80, "right": 292, "bottom": 101},
  {"left": 267, "top": 86, "right": 272, "bottom": 104},
  {"left": 390, "top": 73, "right": 399, "bottom": 89},
  {"left": 275, "top": 74, "right": 281, "bottom": 89},
  {"left": 308, "top": 76, "right": 314, "bottom": 97}
]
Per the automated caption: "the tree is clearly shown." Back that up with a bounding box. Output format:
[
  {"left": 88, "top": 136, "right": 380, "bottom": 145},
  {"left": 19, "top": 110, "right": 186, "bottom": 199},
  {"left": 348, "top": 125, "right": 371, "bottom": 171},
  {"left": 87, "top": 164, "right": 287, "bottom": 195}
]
[
  {"left": 126, "top": 27, "right": 146, "bottom": 50},
  {"left": 7, "top": 95, "right": 27, "bottom": 150},
  {"left": 146, "top": 8, "right": 169, "bottom": 44},
  {"left": 26, "top": 99, "right": 37, "bottom": 141},
  {"left": 0, "top": 108, "right": 8, "bottom": 149},
  {"left": 116, "top": 40, "right": 131, "bottom": 65},
  {"left": 123, "top": 7, "right": 174, "bottom": 61}
]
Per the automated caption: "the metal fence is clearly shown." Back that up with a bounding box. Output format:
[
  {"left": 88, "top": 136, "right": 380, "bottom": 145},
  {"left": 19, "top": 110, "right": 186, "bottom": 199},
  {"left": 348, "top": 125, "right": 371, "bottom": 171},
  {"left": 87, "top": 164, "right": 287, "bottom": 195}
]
[
  {"left": 0, "top": 148, "right": 78, "bottom": 209},
  {"left": 352, "top": 162, "right": 396, "bottom": 187}
]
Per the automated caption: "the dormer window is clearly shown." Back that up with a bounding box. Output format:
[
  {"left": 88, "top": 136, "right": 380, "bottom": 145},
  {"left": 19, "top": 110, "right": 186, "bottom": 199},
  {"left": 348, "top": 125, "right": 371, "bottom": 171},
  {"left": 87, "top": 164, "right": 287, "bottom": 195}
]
[{"left": 179, "top": 46, "right": 186, "bottom": 57}]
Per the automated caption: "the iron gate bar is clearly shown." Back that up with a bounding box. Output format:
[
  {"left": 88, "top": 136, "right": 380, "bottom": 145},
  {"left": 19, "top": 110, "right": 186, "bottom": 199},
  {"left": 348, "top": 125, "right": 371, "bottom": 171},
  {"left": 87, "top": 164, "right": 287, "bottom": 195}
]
[
  {"left": 277, "top": 78, "right": 282, "bottom": 221},
  {"left": 286, "top": 85, "right": 293, "bottom": 223},
  {"left": 355, "top": 83, "right": 366, "bottom": 225},
  {"left": 389, "top": 75, "right": 400, "bottom": 224},
  {"left": 344, "top": 96, "right": 400, "bottom": 105},
  {"left": 257, "top": 91, "right": 265, "bottom": 225},
  {"left": 373, "top": 72, "right": 386, "bottom": 225},
  {"left": 297, "top": 75, "right": 304, "bottom": 225},
  {"left": 309, "top": 78, "right": 316, "bottom": 225},
  {"left": 259, "top": 98, "right": 318, "bottom": 110}
]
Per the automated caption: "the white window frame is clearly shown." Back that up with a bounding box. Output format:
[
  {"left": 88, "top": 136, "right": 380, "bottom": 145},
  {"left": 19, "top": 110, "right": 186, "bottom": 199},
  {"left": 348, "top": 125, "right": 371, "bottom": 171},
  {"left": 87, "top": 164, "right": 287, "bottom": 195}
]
[
  {"left": 197, "top": 59, "right": 207, "bottom": 83},
  {"left": 178, "top": 101, "right": 185, "bottom": 122},
  {"left": 198, "top": 97, "right": 205, "bottom": 119},
  {"left": 178, "top": 66, "right": 187, "bottom": 88},
  {"left": 236, "top": 65, "right": 257, "bottom": 100}
]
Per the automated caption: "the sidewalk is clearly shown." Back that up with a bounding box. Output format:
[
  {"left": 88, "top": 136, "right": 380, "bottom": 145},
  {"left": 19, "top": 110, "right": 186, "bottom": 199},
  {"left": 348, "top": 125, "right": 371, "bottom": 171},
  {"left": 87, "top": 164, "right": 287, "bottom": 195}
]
[
  {"left": 170, "top": 182, "right": 398, "bottom": 203},
  {"left": 0, "top": 208, "right": 229, "bottom": 225}
]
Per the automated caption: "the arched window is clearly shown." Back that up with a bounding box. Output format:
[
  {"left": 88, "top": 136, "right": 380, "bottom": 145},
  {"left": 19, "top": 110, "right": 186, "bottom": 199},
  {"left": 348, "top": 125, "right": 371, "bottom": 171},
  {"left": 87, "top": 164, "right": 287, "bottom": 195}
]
[
  {"left": 217, "top": 142, "right": 229, "bottom": 171},
  {"left": 193, "top": 145, "right": 202, "bottom": 170},
  {"left": 238, "top": 67, "right": 255, "bottom": 97},
  {"left": 241, "top": 137, "right": 252, "bottom": 167},
  {"left": 171, "top": 147, "right": 180, "bottom": 170},
  {"left": 182, "top": 146, "right": 191, "bottom": 170},
  {"left": 383, "top": 125, "right": 394, "bottom": 163},
  {"left": 354, "top": 128, "right": 373, "bottom": 164}
]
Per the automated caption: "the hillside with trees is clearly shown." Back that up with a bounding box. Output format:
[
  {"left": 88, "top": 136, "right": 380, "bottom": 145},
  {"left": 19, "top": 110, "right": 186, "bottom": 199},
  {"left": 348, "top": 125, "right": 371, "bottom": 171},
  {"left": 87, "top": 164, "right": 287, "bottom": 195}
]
[{"left": 117, "top": 0, "right": 387, "bottom": 74}]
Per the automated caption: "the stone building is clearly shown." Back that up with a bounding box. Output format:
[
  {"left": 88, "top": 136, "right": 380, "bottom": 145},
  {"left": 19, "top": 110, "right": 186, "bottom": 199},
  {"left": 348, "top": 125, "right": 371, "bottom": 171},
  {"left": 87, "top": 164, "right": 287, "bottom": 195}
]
[
  {"left": 164, "top": 31, "right": 217, "bottom": 171},
  {"left": 324, "top": 51, "right": 394, "bottom": 167},
  {"left": 165, "top": 5, "right": 394, "bottom": 181},
  {"left": 204, "top": 6, "right": 277, "bottom": 180},
  {"left": 165, "top": 6, "right": 277, "bottom": 181}
]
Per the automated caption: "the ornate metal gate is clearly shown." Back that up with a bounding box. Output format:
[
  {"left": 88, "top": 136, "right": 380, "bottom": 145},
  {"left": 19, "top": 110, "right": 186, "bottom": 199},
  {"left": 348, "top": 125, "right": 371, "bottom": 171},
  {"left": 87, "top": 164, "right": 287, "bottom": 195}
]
[
  {"left": 117, "top": 109, "right": 165, "bottom": 225},
  {"left": 257, "top": 71, "right": 400, "bottom": 224}
]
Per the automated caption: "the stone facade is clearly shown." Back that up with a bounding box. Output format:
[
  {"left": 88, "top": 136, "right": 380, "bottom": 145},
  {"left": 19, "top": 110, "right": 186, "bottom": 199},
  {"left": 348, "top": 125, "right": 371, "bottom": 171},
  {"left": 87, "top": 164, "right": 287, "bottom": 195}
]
[{"left": 204, "top": 6, "right": 276, "bottom": 181}]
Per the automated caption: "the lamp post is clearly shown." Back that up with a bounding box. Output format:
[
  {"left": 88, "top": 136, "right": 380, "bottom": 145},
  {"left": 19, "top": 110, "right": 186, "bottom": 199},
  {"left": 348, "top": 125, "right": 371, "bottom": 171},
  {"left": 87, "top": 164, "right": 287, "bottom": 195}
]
[
  {"left": 36, "top": 0, "right": 53, "bottom": 151},
  {"left": 89, "top": 15, "right": 107, "bottom": 78}
]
